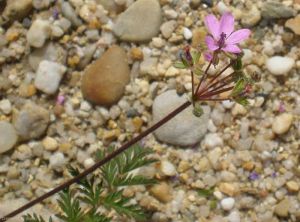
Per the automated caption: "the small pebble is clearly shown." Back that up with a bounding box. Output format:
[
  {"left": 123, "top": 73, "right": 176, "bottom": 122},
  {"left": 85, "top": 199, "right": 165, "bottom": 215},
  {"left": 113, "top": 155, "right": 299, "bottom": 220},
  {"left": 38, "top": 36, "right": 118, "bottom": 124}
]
[
  {"left": 266, "top": 56, "right": 295, "bottom": 76},
  {"left": 49, "top": 152, "right": 66, "bottom": 170},
  {"left": 183, "top": 27, "right": 193, "bottom": 40},
  {"left": 221, "top": 197, "right": 235, "bottom": 211},
  {"left": 286, "top": 180, "right": 299, "bottom": 192},
  {"left": 35, "top": 60, "right": 67, "bottom": 95},
  {"left": 160, "top": 160, "right": 177, "bottom": 176},
  {"left": 0, "top": 99, "right": 12, "bottom": 114},
  {"left": 26, "top": 19, "right": 51, "bottom": 48},
  {"left": 272, "top": 113, "right": 293, "bottom": 135},
  {"left": 0, "top": 121, "right": 18, "bottom": 154},
  {"left": 43, "top": 137, "right": 58, "bottom": 151}
]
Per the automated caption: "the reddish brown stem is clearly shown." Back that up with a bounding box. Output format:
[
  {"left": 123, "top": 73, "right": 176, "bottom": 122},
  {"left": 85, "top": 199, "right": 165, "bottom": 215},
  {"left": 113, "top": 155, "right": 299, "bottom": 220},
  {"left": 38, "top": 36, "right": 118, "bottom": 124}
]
[
  {"left": 198, "top": 86, "right": 234, "bottom": 99},
  {"left": 195, "top": 60, "right": 212, "bottom": 96},
  {"left": 0, "top": 101, "right": 191, "bottom": 222},
  {"left": 191, "top": 70, "right": 195, "bottom": 105},
  {"left": 205, "top": 71, "right": 235, "bottom": 92},
  {"left": 202, "top": 62, "right": 233, "bottom": 92}
]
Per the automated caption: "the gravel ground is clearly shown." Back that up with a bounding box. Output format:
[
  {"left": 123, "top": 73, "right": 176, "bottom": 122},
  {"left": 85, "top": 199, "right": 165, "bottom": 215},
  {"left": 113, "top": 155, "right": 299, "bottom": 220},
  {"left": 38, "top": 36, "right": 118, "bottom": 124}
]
[{"left": 0, "top": 0, "right": 300, "bottom": 221}]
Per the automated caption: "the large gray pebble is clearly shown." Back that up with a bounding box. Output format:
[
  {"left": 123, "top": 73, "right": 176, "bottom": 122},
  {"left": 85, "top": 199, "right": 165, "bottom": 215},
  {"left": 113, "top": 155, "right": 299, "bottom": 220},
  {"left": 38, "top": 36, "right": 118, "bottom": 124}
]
[
  {"left": 0, "top": 121, "right": 18, "bottom": 154},
  {"left": 13, "top": 102, "right": 50, "bottom": 141},
  {"left": 113, "top": 0, "right": 162, "bottom": 42},
  {"left": 34, "top": 60, "right": 67, "bottom": 94},
  {"left": 152, "top": 90, "right": 209, "bottom": 146},
  {"left": 262, "top": 2, "right": 295, "bottom": 20}
]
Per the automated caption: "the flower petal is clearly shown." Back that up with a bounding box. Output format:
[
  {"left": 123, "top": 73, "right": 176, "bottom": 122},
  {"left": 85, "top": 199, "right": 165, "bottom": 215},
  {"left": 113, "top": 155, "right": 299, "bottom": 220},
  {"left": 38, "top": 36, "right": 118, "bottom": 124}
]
[
  {"left": 204, "top": 14, "right": 220, "bottom": 39},
  {"left": 219, "top": 12, "right": 235, "bottom": 36},
  {"left": 226, "top": 29, "right": 251, "bottom": 45},
  {"left": 205, "top": 36, "right": 219, "bottom": 51},
  {"left": 222, "top": 44, "right": 241, "bottom": 53}
]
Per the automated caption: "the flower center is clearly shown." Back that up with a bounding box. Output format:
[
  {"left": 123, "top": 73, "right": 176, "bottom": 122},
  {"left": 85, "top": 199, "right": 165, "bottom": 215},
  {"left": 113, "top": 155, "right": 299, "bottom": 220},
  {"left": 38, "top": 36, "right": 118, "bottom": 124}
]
[{"left": 218, "top": 32, "right": 227, "bottom": 48}]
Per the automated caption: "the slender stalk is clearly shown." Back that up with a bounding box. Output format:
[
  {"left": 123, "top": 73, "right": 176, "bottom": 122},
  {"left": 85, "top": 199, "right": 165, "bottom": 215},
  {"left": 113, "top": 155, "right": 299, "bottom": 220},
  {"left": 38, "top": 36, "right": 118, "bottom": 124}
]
[
  {"left": 204, "top": 76, "right": 235, "bottom": 95},
  {"left": 0, "top": 101, "right": 191, "bottom": 222},
  {"left": 204, "top": 71, "right": 235, "bottom": 93},
  {"left": 199, "top": 98, "right": 230, "bottom": 101},
  {"left": 191, "top": 70, "right": 195, "bottom": 106},
  {"left": 202, "top": 62, "right": 233, "bottom": 92},
  {"left": 195, "top": 60, "right": 212, "bottom": 96},
  {"left": 199, "top": 86, "right": 234, "bottom": 99}
]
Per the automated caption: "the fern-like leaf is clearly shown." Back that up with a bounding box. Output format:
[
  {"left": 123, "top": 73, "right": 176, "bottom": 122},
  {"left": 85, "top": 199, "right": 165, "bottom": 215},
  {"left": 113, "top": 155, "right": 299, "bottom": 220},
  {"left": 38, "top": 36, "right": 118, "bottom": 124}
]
[
  {"left": 68, "top": 166, "right": 103, "bottom": 208},
  {"left": 103, "top": 190, "right": 146, "bottom": 221},
  {"left": 82, "top": 209, "right": 111, "bottom": 222},
  {"left": 56, "top": 188, "right": 84, "bottom": 222},
  {"left": 22, "top": 214, "right": 52, "bottom": 222},
  {"left": 98, "top": 145, "right": 157, "bottom": 188}
]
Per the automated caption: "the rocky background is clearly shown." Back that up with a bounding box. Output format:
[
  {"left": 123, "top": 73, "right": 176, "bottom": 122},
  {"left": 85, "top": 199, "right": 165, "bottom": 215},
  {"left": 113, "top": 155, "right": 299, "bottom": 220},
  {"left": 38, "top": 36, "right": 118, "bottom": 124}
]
[{"left": 0, "top": 0, "right": 299, "bottom": 221}]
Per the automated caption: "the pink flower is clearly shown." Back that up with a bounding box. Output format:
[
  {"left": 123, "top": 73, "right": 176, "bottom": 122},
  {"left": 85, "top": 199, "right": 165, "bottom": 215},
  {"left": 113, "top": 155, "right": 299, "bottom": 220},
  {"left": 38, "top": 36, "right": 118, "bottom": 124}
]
[{"left": 204, "top": 13, "right": 251, "bottom": 54}]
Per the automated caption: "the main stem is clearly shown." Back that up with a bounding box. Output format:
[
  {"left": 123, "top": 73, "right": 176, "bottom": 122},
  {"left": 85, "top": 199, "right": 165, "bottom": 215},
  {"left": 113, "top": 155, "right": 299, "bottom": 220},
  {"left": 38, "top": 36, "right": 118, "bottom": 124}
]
[{"left": 1, "top": 101, "right": 192, "bottom": 222}]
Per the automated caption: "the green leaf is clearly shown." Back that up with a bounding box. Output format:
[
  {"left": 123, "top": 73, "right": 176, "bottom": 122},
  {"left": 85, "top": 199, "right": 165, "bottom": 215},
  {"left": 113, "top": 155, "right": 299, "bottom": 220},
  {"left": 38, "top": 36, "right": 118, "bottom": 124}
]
[
  {"left": 173, "top": 61, "right": 187, "bottom": 69},
  {"left": 193, "top": 66, "right": 204, "bottom": 76},
  {"left": 191, "top": 51, "right": 201, "bottom": 65},
  {"left": 103, "top": 190, "right": 146, "bottom": 221},
  {"left": 22, "top": 214, "right": 52, "bottom": 222},
  {"left": 99, "top": 145, "right": 157, "bottom": 188},
  {"left": 197, "top": 188, "right": 214, "bottom": 198},
  {"left": 56, "top": 188, "right": 84, "bottom": 222},
  {"left": 234, "top": 96, "right": 249, "bottom": 106},
  {"left": 231, "top": 78, "right": 246, "bottom": 97},
  {"left": 82, "top": 210, "right": 111, "bottom": 222}
]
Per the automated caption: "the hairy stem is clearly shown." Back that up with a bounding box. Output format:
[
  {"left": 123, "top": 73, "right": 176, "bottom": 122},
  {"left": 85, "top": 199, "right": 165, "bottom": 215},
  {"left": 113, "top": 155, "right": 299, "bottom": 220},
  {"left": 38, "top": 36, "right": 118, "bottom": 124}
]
[{"left": 0, "top": 101, "right": 192, "bottom": 222}]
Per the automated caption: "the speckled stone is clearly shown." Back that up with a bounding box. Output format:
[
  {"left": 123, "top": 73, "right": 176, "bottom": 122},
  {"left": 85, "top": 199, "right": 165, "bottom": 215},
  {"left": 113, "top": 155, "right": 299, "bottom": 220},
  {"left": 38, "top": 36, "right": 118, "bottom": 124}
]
[
  {"left": 113, "top": 0, "right": 162, "bottom": 42},
  {"left": 152, "top": 90, "right": 209, "bottom": 146},
  {"left": 13, "top": 102, "right": 50, "bottom": 141}
]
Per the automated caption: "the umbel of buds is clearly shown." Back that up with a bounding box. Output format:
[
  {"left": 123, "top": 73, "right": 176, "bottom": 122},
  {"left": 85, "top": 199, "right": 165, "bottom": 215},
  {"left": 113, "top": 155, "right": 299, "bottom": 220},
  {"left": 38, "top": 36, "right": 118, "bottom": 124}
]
[{"left": 174, "top": 12, "right": 258, "bottom": 117}]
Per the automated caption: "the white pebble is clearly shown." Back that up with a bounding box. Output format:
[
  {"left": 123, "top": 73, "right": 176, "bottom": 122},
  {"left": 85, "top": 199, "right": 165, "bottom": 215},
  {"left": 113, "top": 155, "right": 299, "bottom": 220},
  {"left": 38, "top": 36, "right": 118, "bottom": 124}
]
[
  {"left": 217, "top": 2, "right": 230, "bottom": 14},
  {"left": 26, "top": 19, "right": 51, "bottom": 48},
  {"left": 49, "top": 152, "right": 65, "bottom": 170},
  {"left": 221, "top": 197, "right": 235, "bottom": 211},
  {"left": 266, "top": 56, "right": 295, "bottom": 76},
  {"left": 0, "top": 99, "right": 12, "bottom": 114},
  {"left": 203, "top": 133, "right": 223, "bottom": 149},
  {"left": 183, "top": 27, "right": 193, "bottom": 40},
  {"left": 35, "top": 60, "right": 67, "bottom": 94},
  {"left": 227, "top": 211, "right": 240, "bottom": 222},
  {"left": 164, "top": 9, "right": 178, "bottom": 19},
  {"left": 83, "top": 158, "right": 95, "bottom": 169},
  {"left": 272, "top": 113, "right": 293, "bottom": 135},
  {"left": 161, "top": 160, "right": 177, "bottom": 176},
  {"left": 80, "top": 101, "right": 92, "bottom": 112},
  {"left": 222, "top": 100, "right": 234, "bottom": 109}
]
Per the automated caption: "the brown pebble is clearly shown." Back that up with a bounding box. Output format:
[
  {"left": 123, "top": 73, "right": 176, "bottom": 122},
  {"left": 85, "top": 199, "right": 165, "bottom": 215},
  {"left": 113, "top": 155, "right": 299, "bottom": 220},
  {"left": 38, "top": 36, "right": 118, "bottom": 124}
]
[
  {"left": 150, "top": 182, "right": 173, "bottom": 203},
  {"left": 81, "top": 45, "right": 130, "bottom": 106},
  {"left": 130, "top": 47, "right": 143, "bottom": 60}
]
